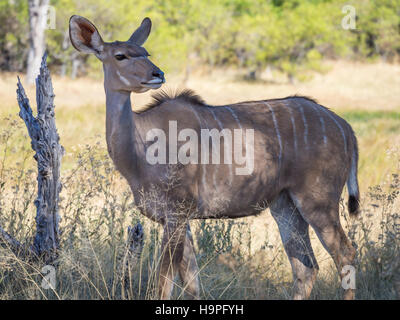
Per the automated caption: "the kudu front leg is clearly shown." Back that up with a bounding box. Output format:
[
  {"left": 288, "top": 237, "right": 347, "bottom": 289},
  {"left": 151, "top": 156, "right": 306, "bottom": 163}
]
[
  {"left": 178, "top": 224, "right": 200, "bottom": 299},
  {"left": 158, "top": 219, "right": 186, "bottom": 299}
]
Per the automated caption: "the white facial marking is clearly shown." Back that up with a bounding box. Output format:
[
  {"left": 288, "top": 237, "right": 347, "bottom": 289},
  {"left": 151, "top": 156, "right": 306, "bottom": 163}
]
[
  {"left": 265, "top": 102, "right": 283, "bottom": 164},
  {"left": 116, "top": 70, "right": 130, "bottom": 86}
]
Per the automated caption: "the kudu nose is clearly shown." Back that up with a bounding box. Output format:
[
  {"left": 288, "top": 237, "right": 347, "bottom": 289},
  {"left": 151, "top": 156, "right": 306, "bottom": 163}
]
[{"left": 152, "top": 70, "right": 165, "bottom": 81}]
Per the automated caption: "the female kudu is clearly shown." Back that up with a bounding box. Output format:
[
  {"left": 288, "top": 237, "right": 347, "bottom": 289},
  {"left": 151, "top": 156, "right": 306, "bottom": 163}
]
[{"left": 69, "top": 15, "right": 360, "bottom": 300}]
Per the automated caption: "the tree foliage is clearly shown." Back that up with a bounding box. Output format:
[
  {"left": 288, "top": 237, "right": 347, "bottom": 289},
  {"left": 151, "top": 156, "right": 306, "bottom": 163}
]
[{"left": 0, "top": 0, "right": 399, "bottom": 79}]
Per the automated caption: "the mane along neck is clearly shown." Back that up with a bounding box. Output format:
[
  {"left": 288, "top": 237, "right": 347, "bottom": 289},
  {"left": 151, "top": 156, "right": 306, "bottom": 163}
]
[{"left": 140, "top": 88, "right": 208, "bottom": 113}]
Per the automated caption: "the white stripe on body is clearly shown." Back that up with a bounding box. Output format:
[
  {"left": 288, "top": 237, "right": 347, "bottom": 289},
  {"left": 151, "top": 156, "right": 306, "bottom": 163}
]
[
  {"left": 265, "top": 102, "right": 283, "bottom": 164},
  {"left": 226, "top": 106, "right": 243, "bottom": 129},
  {"left": 210, "top": 108, "right": 233, "bottom": 186},
  {"left": 293, "top": 101, "right": 309, "bottom": 148},
  {"left": 282, "top": 101, "right": 298, "bottom": 154},
  {"left": 188, "top": 106, "right": 209, "bottom": 197},
  {"left": 319, "top": 106, "right": 348, "bottom": 155},
  {"left": 306, "top": 101, "right": 327, "bottom": 145}
]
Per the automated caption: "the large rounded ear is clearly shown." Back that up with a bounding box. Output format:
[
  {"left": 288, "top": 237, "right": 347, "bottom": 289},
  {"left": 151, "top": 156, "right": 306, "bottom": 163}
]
[
  {"left": 69, "top": 15, "right": 105, "bottom": 58},
  {"left": 128, "top": 17, "right": 152, "bottom": 46}
]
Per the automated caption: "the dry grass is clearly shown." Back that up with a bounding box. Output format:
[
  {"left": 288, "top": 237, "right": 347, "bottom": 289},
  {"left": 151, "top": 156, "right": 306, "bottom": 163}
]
[
  {"left": 0, "top": 60, "right": 399, "bottom": 299},
  {"left": 0, "top": 144, "right": 398, "bottom": 299},
  {"left": 1, "top": 60, "right": 399, "bottom": 111}
]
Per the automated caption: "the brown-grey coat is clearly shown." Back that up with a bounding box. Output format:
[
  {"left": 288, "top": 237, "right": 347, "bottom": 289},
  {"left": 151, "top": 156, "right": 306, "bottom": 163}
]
[{"left": 69, "top": 15, "right": 360, "bottom": 300}]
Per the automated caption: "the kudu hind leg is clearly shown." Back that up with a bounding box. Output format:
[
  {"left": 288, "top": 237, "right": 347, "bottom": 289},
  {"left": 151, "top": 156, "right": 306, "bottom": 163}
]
[
  {"left": 158, "top": 220, "right": 186, "bottom": 299},
  {"left": 178, "top": 224, "right": 200, "bottom": 299},
  {"left": 290, "top": 191, "right": 357, "bottom": 300},
  {"left": 270, "top": 191, "right": 319, "bottom": 300}
]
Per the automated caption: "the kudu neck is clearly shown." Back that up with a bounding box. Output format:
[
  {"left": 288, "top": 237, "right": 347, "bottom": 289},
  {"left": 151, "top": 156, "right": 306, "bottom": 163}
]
[
  {"left": 104, "top": 87, "right": 136, "bottom": 148},
  {"left": 104, "top": 88, "right": 138, "bottom": 132},
  {"left": 105, "top": 88, "right": 132, "bottom": 115},
  {"left": 104, "top": 87, "right": 142, "bottom": 184}
]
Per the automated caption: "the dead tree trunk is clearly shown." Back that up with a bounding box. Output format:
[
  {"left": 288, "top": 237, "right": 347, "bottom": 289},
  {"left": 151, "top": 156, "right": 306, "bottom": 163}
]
[
  {"left": 19, "top": 53, "right": 64, "bottom": 265},
  {"left": 0, "top": 53, "right": 63, "bottom": 265},
  {"left": 26, "top": 0, "right": 49, "bottom": 85}
]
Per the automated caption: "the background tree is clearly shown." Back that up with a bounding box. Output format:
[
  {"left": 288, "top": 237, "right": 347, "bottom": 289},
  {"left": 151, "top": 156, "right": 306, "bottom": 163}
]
[
  {"left": 0, "top": 0, "right": 29, "bottom": 72},
  {"left": 0, "top": 0, "right": 398, "bottom": 81},
  {"left": 26, "top": 0, "right": 49, "bottom": 84}
]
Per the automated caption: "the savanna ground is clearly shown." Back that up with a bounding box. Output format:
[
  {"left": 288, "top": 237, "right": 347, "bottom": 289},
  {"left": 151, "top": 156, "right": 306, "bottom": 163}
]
[{"left": 0, "top": 60, "right": 399, "bottom": 299}]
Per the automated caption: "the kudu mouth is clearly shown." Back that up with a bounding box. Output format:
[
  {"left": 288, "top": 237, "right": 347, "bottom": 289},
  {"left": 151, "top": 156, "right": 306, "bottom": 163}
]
[
  {"left": 141, "top": 78, "right": 165, "bottom": 88},
  {"left": 141, "top": 70, "right": 165, "bottom": 89}
]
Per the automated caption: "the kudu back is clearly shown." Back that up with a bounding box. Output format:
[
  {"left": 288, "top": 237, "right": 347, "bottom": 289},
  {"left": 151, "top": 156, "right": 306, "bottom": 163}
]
[{"left": 69, "top": 15, "right": 360, "bottom": 300}]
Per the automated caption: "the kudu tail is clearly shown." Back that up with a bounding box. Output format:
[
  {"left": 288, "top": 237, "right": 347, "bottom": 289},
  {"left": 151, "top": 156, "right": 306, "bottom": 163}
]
[{"left": 347, "top": 135, "right": 360, "bottom": 216}]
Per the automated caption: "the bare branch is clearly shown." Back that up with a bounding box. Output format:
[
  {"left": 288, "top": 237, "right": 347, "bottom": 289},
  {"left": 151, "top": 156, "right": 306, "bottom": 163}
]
[
  {"left": 0, "top": 225, "right": 36, "bottom": 259},
  {"left": 0, "top": 225, "right": 22, "bottom": 252}
]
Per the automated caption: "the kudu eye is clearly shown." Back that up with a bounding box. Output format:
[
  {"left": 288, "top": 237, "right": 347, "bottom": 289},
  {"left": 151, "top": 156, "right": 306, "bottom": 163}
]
[{"left": 115, "top": 54, "right": 128, "bottom": 61}]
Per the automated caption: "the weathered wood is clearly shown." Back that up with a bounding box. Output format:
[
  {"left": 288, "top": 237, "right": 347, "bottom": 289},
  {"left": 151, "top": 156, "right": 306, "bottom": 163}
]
[
  {"left": 16, "top": 53, "right": 64, "bottom": 264},
  {"left": 0, "top": 225, "right": 23, "bottom": 252},
  {"left": 0, "top": 225, "right": 36, "bottom": 259}
]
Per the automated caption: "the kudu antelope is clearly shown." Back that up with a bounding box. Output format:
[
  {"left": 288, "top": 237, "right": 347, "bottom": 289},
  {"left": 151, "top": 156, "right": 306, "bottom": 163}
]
[{"left": 69, "top": 16, "right": 360, "bottom": 300}]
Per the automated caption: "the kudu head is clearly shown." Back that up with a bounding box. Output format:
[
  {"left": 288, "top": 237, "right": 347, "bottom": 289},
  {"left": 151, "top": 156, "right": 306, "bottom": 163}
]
[{"left": 69, "top": 15, "right": 165, "bottom": 93}]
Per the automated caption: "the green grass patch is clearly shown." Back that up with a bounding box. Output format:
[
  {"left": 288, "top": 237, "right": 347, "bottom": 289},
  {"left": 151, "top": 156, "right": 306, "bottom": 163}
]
[{"left": 339, "top": 109, "right": 400, "bottom": 123}]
